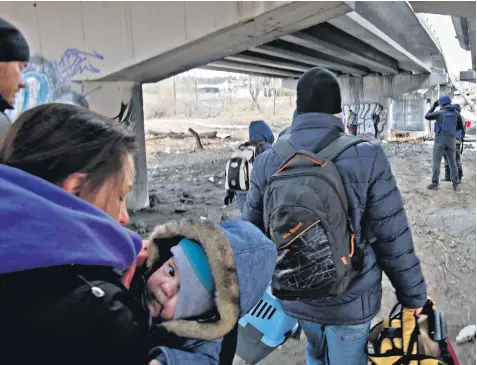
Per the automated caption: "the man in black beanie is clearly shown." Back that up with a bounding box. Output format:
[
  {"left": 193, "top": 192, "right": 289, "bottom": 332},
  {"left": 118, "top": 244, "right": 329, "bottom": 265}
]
[
  {"left": 243, "top": 67, "right": 426, "bottom": 364},
  {"left": 0, "top": 18, "right": 30, "bottom": 134}
]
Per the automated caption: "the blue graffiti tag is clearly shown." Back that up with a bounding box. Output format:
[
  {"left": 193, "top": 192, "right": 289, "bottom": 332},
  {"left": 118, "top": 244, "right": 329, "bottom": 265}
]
[
  {"left": 54, "top": 48, "right": 104, "bottom": 84},
  {"left": 6, "top": 54, "right": 95, "bottom": 121},
  {"left": 7, "top": 71, "right": 50, "bottom": 121}
]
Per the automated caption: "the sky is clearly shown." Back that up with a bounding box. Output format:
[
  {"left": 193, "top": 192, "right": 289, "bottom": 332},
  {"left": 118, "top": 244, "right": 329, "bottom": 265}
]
[
  {"left": 191, "top": 14, "right": 472, "bottom": 79},
  {"left": 425, "top": 14, "right": 473, "bottom": 76}
]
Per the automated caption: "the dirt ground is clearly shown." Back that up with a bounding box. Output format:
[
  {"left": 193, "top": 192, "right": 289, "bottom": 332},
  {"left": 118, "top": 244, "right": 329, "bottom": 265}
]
[{"left": 128, "top": 122, "right": 476, "bottom": 365}]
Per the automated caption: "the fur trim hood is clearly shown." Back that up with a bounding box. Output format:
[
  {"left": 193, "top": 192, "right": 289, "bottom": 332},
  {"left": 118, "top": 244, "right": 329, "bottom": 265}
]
[{"left": 146, "top": 218, "right": 277, "bottom": 341}]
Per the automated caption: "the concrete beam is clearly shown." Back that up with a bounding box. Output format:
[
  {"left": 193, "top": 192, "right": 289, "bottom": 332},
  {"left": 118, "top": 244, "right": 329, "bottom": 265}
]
[
  {"left": 251, "top": 44, "right": 367, "bottom": 76},
  {"left": 281, "top": 73, "right": 449, "bottom": 103},
  {"left": 453, "top": 16, "right": 471, "bottom": 51},
  {"left": 206, "top": 60, "right": 303, "bottom": 78},
  {"left": 409, "top": 1, "right": 476, "bottom": 19},
  {"left": 200, "top": 65, "right": 296, "bottom": 80},
  {"left": 469, "top": 18, "right": 476, "bottom": 70},
  {"left": 460, "top": 70, "right": 476, "bottom": 83},
  {"left": 354, "top": 2, "right": 445, "bottom": 69},
  {"left": 281, "top": 23, "right": 399, "bottom": 75},
  {"left": 99, "top": 1, "right": 353, "bottom": 82},
  {"left": 225, "top": 53, "right": 311, "bottom": 73},
  {"left": 452, "top": 16, "right": 475, "bottom": 70},
  {"left": 329, "top": 2, "right": 444, "bottom": 73}
]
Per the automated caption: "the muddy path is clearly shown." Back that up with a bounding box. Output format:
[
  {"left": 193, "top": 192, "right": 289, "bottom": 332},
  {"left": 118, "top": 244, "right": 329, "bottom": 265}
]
[{"left": 128, "top": 141, "right": 476, "bottom": 365}]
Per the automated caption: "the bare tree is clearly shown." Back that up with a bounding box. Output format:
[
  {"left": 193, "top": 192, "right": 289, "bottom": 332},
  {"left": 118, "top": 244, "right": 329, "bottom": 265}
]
[
  {"left": 172, "top": 76, "right": 177, "bottom": 116},
  {"left": 193, "top": 70, "right": 199, "bottom": 112},
  {"left": 248, "top": 75, "right": 262, "bottom": 113},
  {"left": 270, "top": 78, "right": 282, "bottom": 115}
]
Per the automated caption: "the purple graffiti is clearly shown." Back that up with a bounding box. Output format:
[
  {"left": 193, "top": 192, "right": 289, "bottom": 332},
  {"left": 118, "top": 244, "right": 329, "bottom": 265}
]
[{"left": 54, "top": 48, "right": 104, "bottom": 84}]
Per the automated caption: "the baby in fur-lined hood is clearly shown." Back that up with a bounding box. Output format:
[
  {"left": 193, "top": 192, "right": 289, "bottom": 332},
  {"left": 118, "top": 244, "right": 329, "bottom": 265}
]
[{"left": 129, "top": 218, "right": 277, "bottom": 365}]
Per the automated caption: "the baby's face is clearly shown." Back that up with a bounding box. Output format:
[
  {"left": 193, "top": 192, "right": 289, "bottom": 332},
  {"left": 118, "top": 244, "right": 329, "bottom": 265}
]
[{"left": 146, "top": 257, "right": 180, "bottom": 320}]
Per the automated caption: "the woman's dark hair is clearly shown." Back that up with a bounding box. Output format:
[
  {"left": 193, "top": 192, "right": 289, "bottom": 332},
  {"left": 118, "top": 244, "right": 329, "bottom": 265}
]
[{"left": 0, "top": 103, "right": 136, "bottom": 195}]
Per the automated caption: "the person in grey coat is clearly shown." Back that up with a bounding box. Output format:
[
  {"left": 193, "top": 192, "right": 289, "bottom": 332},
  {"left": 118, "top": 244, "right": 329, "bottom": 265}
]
[
  {"left": 0, "top": 18, "right": 30, "bottom": 135},
  {"left": 424, "top": 95, "right": 463, "bottom": 192},
  {"left": 242, "top": 67, "right": 427, "bottom": 365}
]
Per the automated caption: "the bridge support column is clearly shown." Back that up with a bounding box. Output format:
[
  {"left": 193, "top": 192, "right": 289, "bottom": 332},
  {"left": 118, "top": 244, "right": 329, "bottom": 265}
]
[
  {"left": 383, "top": 97, "right": 393, "bottom": 141},
  {"left": 127, "top": 84, "right": 149, "bottom": 211},
  {"left": 84, "top": 81, "right": 149, "bottom": 211}
]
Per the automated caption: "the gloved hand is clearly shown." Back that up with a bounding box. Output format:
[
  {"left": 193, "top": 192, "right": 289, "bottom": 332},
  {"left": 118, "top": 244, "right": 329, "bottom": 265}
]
[
  {"left": 224, "top": 190, "right": 235, "bottom": 206},
  {"left": 433, "top": 100, "right": 439, "bottom": 108}
]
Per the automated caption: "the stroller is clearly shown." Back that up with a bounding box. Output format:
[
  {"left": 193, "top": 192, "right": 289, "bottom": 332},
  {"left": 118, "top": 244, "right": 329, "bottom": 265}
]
[{"left": 235, "top": 286, "right": 300, "bottom": 364}]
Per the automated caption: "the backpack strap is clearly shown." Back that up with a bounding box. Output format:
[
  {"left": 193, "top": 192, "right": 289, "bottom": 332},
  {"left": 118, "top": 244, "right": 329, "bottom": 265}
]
[
  {"left": 218, "top": 323, "right": 238, "bottom": 365},
  {"left": 313, "top": 128, "right": 342, "bottom": 154},
  {"left": 272, "top": 136, "right": 297, "bottom": 163},
  {"left": 315, "top": 134, "right": 375, "bottom": 247},
  {"left": 273, "top": 128, "right": 343, "bottom": 163},
  {"left": 316, "top": 135, "right": 368, "bottom": 162}
]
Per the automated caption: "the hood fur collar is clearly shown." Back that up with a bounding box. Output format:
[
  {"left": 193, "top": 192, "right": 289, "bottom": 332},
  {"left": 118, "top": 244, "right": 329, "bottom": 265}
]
[{"left": 146, "top": 219, "right": 240, "bottom": 341}]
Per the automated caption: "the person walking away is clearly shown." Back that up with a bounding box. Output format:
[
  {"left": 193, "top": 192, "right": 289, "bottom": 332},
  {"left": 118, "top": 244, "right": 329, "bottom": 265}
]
[
  {"left": 425, "top": 95, "right": 463, "bottom": 191},
  {"left": 348, "top": 111, "right": 358, "bottom": 136},
  {"left": 0, "top": 18, "right": 29, "bottom": 134},
  {"left": 443, "top": 103, "right": 465, "bottom": 182},
  {"left": 224, "top": 120, "right": 274, "bottom": 211},
  {"left": 372, "top": 112, "right": 381, "bottom": 139},
  {"left": 242, "top": 67, "right": 427, "bottom": 365}
]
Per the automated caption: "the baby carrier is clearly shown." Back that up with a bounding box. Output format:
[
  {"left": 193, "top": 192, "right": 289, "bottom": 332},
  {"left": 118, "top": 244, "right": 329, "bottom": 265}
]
[{"left": 367, "top": 299, "right": 460, "bottom": 365}]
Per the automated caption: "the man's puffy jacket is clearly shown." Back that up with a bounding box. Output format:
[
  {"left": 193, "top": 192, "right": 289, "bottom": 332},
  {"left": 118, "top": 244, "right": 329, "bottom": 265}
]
[{"left": 242, "top": 112, "right": 427, "bottom": 325}]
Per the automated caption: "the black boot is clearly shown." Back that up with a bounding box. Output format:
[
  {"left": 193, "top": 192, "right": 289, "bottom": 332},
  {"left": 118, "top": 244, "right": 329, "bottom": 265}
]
[
  {"left": 453, "top": 183, "right": 460, "bottom": 192},
  {"left": 427, "top": 183, "right": 439, "bottom": 190}
]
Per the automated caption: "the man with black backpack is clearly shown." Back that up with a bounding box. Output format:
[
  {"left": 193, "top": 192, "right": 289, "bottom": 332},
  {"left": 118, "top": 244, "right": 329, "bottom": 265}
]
[{"left": 242, "top": 67, "right": 427, "bottom": 365}]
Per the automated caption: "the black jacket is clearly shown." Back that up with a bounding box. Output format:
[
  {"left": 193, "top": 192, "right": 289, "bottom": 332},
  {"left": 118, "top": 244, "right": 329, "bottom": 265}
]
[{"left": 0, "top": 265, "right": 150, "bottom": 365}]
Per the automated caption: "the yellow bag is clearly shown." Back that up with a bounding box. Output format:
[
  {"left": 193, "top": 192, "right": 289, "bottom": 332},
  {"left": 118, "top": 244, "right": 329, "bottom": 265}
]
[{"left": 367, "top": 299, "right": 459, "bottom": 365}]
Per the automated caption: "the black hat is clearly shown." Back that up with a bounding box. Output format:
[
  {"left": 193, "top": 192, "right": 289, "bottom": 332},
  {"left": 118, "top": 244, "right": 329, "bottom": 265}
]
[
  {"left": 0, "top": 18, "right": 30, "bottom": 62},
  {"left": 296, "top": 67, "right": 341, "bottom": 115}
]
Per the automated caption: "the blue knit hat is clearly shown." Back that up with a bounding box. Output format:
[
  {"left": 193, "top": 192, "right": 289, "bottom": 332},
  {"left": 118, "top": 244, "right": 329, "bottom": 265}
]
[
  {"left": 171, "top": 238, "right": 215, "bottom": 319},
  {"left": 438, "top": 95, "right": 452, "bottom": 106}
]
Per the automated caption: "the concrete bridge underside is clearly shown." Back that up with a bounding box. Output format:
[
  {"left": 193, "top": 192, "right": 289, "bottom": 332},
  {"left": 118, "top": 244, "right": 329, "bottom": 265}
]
[{"left": 1, "top": 1, "right": 449, "bottom": 209}]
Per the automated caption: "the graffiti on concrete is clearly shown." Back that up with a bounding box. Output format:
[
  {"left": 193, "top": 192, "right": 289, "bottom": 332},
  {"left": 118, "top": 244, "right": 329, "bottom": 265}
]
[
  {"left": 113, "top": 85, "right": 142, "bottom": 132},
  {"left": 54, "top": 48, "right": 104, "bottom": 85},
  {"left": 7, "top": 51, "right": 103, "bottom": 121},
  {"left": 114, "top": 101, "right": 135, "bottom": 130},
  {"left": 342, "top": 102, "right": 388, "bottom": 138}
]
